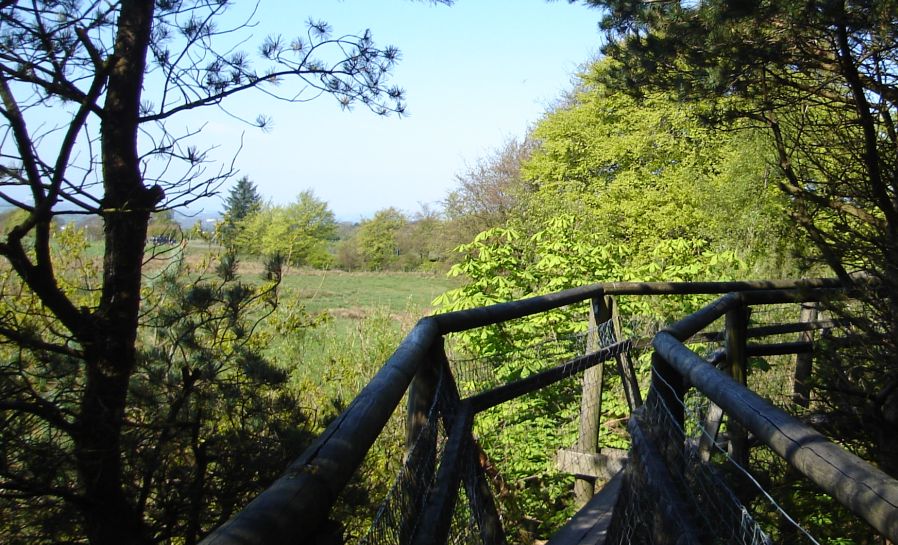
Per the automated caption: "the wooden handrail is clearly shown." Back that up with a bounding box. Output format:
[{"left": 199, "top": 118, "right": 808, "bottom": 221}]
[
  {"left": 199, "top": 318, "right": 440, "bottom": 545},
  {"left": 652, "top": 331, "right": 898, "bottom": 541},
  {"left": 199, "top": 276, "right": 869, "bottom": 545},
  {"left": 433, "top": 279, "right": 844, "bottom": 334}
]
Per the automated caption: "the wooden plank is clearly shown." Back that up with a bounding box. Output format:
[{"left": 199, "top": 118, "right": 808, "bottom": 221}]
[
  {"left": 653, "top": 331, "right": 898, "bottom": 542},
  {"left": 690, "top": 318, "right": 846, "bottom": 343},
  {"left": 199, "top": 318, "right": 440, "bottom": 545},
  {"left": 546, "top": 470, "right": 625, "bottom": 545},
  {"left": 697, "top": 402, "right": 724, "bottom": 463},
  {"left": 725, "top": 306, "right": 750, "bottom": 468},
  {"left": 556, "top": 448, "right": 628, "bottom": 480}
]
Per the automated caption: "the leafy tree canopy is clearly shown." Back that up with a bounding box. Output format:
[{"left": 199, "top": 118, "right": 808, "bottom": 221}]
[
  {"left": 582, "top": 0, "right": 898, "bottom": 476},
  {"left": 238, "top": 190, "right": 337, "bottom": 267}
]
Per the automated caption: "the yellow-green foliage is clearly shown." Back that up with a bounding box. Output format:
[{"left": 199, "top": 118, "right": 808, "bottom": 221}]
[{"left": 521, "top": 60, "right": 795, "bottom": 271}]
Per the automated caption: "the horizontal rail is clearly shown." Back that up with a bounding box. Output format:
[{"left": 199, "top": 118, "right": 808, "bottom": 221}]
[
  {"left": 663, "top": 288, "right": 846, "bottom": 341},
  {"left": 467, "top": 340, "right": 631, "bottom": 413},
  {"left": 652, "top": 331, "right": 898, "bottom": 541},
  {"left": 746, "top": 341, "right": 813, "bottom": 357},
  {"left": 691, "top": 318, "right": 847, "bottom": 343},
  {"left": 200, "top": 317, "right": 440, "bottom": 545},
  {"left": 433, "top": 279, "right": 844, "bottom": 334}
]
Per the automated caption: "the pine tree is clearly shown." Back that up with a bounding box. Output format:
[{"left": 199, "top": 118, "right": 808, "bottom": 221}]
[{"left": 221, "top": 177, "right": 262, "bottom": 249}]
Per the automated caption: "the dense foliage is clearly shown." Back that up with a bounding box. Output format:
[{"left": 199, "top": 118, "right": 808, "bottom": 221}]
[
  {"left": 0, "top": 1, "right": 436, "bottom": 544},
  {"left": 584, "top": 0, "right": 898, "bottom": 479}
]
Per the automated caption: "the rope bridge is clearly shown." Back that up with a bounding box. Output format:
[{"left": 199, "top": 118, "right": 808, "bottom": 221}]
[{"left": 199, "top": 279, "right": 898, "bottom": 545}]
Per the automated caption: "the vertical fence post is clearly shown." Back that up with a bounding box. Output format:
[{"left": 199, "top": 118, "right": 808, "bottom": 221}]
[
  {"left": 402, "top": 342, "right": 441, "bottom": 544},
  {"left": 432, "top": 338, "right": 507, "bottom": 545},
  {"left": 793, "top": 302, "right": 818, "bottom": 408},
  {"left": 725, "top": 305, "right": 750, "bottom": 468},
  {"left": 574, "top": 296, "right": 611, "bottom": 506},
  {"left": 410, "top": 402, "right": 473, "bottom": 545}
]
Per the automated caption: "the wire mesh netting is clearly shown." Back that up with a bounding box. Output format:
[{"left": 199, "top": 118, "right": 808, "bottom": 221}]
[
  {"left": 358, "top": 385, "right": 446, "bottom": 545},
  {"left": 603, "top": 325, "right": 879, "bottom": 545}
]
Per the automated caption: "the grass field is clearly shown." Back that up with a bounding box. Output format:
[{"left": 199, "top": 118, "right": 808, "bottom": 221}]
[
  {"left": 279, "top": 268, "right": 460, "bottom": 317},
  {"left": 159, "top": 241, "right": 460, "bottom": 317}
]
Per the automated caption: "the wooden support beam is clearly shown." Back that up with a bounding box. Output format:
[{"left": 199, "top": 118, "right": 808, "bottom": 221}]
[
  {"left": 433, "top": 279, "right": 845, "bottom": 334},
  {"left": 610, "top": 295, "right": 642, "bottom": 410},
  {"left": 555, "top": 448, "right": 628, "bottom": 481},
  {"left": 467, "top": 340, "right": 629, "bottom": 413},
  {"left": 793, "top": 303, "right": 819, "bottom": 408},
  {"left": 432, "top": 344, "right": 507, "bottom": 545},
  {"left": 725, "top": 306, "right": 750, "bottom": 468},
  {"left": 697, "top": 402, "right": 724, "bottom": 463},
  {"left": 689, "top": 318, "right": 846, "bottom": 344},
  {"left": 411, "top": 402, "right": 473, "bottom": 545},
  {"left": 574, "top": 297, "right": 610, "bottom": 506}
]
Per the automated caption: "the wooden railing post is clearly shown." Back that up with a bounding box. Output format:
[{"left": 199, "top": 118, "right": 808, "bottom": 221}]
[
  {"left": 725, "top": 305, "right": 750, "bottom": 468},
  {"left": 793, "top": 302, "right": 818, "bottom": 408},
  {"left": 410, "top": 402, "right": 473, "bottom": 545},
  {"left": 573, "top": 296, "right": 611, "bottom": 506},
  {"left": 432, "top": 339, "right": 507, "bottom": 545},
  {"left": 402, "top": 344, "right": 441, "bottom": 544}
]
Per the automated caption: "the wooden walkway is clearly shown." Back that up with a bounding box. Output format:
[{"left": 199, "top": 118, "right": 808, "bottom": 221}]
[{"left": 546, "top": 472, "right": 624, "bottom": 545}]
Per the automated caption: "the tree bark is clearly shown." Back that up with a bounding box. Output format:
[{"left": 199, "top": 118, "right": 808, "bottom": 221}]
[{"left": 75, "top": 3, "right": 159, "bottom": 545}]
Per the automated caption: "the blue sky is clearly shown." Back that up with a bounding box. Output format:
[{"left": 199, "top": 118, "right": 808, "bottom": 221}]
[{"left": 199, "top": 1, "right": 604, "bottom": 221}]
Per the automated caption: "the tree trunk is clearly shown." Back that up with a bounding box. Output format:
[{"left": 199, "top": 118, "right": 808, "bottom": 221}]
[{"left": 75, "top": 3, "right": 159, "bottom": 545}]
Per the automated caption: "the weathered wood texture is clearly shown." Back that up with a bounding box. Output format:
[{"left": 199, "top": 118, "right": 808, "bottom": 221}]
[
  {"left": 199, "top": 318, "right": 439, "bottom": 545},
  {"left": 546, "top": 471, "right": 625, "bottom": 545},
  {"left": 697, "top": 402, "right": 724, "bottom": 463},
  {"left": 793, "top": 303, "right": 819, "bottom": 407},
  {"left": 610, "top": 296, "right": 642, "bottom": 410},
  {"left": 556, "top": 448, "right": 628, "bottom": 481},
  {"left": 725, "top": 306, "right": 750, "bottom": 467},
  {"left": 575, "top": 297, "right": 611, "bottom": 505},
  {"left": 653, "top": 332, "right": 898, "bottom": 541}
]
